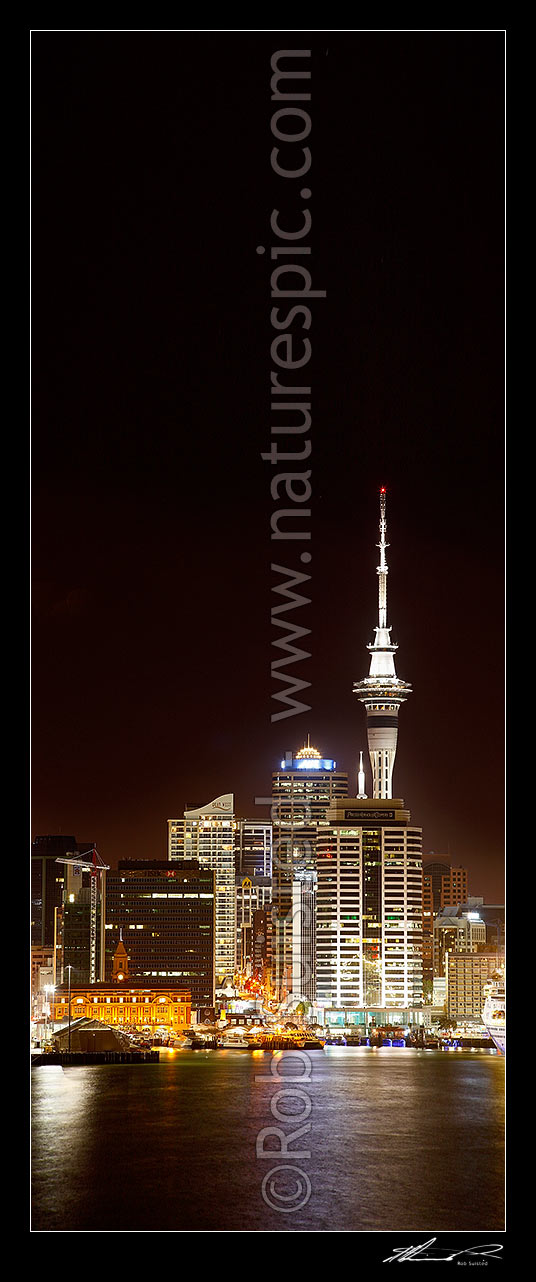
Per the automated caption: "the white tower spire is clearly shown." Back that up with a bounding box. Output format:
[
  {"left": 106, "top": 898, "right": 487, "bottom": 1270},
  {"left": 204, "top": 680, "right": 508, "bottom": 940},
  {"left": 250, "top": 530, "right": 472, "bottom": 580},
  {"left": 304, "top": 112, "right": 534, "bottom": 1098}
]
[
  {"left": 353, "top": 487, "right": 412, "bottom": 799},
  {"left": 378, "top": 485, "right": 388, "bottom": 630}
]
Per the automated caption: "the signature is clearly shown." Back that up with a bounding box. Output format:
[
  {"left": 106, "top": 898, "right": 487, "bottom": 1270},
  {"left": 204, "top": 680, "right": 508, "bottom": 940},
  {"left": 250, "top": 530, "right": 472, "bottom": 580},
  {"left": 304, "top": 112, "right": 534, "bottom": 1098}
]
[{"left": 383, "top": 1238, "right": 503, "bottom": 1263}]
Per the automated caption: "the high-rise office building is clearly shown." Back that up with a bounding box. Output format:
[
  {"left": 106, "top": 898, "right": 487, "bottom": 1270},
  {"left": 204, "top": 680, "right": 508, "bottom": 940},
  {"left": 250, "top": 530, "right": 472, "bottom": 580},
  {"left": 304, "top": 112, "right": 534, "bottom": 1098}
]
[
  {"left": 291, "top": 870, "right": 316, "bottom": 1004},
  {"left": 57, "top": 848, "right": 108, "bottom": 985},
  {"left": 168, "top": 794, "right": 237, "bottom": 986},
  {"left": 31, "top": 835, "right": 95, "bottom": 950},
  {"left": 433, "top": 905, "right": 487, "bottom": 977},
  {"left": 62, "top": 884, "right": 104, "bottom": 985},
  {"left": 234, "top": 818, "right": 272, "bottom": 975},
  {"left": 236, "top": 873, "right": 272, "bottom": 975},
  {"left": 422, "top": 860, "right": 469, "bottom": 991},
  {"left": 251, "top": 908, "right": 271, "bottom": 987},
  {"left": 316, "top": 795, "right": 423, "bottom": 1012},
  {"left": 423, "top": 859, "right": 469, "bottom": 913},
  {"left": 235, "top": 820, "right": 272, "bottom": 880},
  {"left": 105, "top": 859, "right": 215, "bottom": 1008},
  {"left": 271, "top": 741, "right": 348, "bottom": 1001},
  {"left": 461, "top": 900, "right": 505, "bottom": 955}
]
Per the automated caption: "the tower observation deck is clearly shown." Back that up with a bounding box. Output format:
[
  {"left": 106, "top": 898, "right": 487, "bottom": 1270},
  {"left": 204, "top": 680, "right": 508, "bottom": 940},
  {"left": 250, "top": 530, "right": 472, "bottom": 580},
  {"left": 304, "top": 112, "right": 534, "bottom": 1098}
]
[{"left": 353, "top": 488, "right": 412, "bottom": 799}]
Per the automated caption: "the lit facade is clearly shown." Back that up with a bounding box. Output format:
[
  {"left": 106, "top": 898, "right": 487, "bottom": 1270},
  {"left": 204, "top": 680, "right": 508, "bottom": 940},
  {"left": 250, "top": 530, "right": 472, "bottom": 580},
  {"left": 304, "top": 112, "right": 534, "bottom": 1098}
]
[
  {"left": 105, "top": 859, "right": 215, "bottom": 1008},
  {"left": 62, "top": 882, "right": 104, "bottom": 985},
  {"left": 236, "top": 874, "right": 272, "bottom": 975},
  {"left": 235, "top": 818, "right": 272, "bottom": 975},
  {"left": 316, "top": 796, "right": 423, "bottom": 1011},
  {"left": 51, "top": 980, "right": 191, "bottom": 1030},
  {"left": 446, "top": 951, "right": 502, "bottom": 1022},
  {"left": 271, "top": 741, "right": 348, "bottom": 1001},
  {"left": 252, "top": 908, "right": 271, "bottom": 985},
  {"left": 235, "top": 819, "right": 272, "bottom": 879},
  {"left": 291, "top": 870, "right": 316, "bottom": 1004},
  {"left": 422, "top": 861, "right": 469, "bottom": 993},
  {"left": 433, "top": 907, "right": 487, "bottom": 977},
  {"left": 168, "top": 794, "right": 237, "bottom": 985},
  {"left": 31, "top": 944, "right": 54, "bottom": 998}
]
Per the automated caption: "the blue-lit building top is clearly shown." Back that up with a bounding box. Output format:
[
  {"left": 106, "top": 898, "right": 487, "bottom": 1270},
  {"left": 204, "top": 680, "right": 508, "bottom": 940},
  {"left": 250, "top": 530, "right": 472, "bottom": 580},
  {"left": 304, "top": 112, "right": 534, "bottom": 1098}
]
[
  {"left": 279, "top": 740, "right": 337, "bottom": 772},
  {"left": 282, "top": 755, "right": 337, "bottom": 771}
]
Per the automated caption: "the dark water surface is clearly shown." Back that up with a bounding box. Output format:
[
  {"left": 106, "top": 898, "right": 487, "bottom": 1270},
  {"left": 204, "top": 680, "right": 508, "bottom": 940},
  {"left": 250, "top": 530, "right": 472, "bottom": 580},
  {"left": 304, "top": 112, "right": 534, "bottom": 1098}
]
[{"left": 31, "top": 1047, "right": 505, "bottom": 1232}]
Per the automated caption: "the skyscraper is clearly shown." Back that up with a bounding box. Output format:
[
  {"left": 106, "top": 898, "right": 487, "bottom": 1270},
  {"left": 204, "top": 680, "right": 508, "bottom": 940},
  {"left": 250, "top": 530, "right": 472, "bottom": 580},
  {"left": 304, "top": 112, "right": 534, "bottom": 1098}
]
[
  {"left": 168, "top": 794, "right": 237, "bottom": 986},
  {"left": 31, "top": 835, "right": 95, "bottom": 949},
  {"left": 316, "top": 795, "right": 423, "bottom": 1012},
  {"left": 423, "top": 860, "right": 469, "bottom": 913},
  {"left": 422, "top": 860, "right": 469, "bottom": 992},
  {"left": 105, "top": 859, "right": 215, "bottom": 1008},
  {"left": 271, "top": 742, "right": 348, "bottom": 1001},
  {"left": 353, "top": 488, "right": 412, "bottom": 799}
]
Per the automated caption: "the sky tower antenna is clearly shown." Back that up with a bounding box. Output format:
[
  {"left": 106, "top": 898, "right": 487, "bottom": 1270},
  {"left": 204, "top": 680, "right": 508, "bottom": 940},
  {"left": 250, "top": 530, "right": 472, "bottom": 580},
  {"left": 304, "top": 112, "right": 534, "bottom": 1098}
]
[{"left": 353, "top": 487, "right": 412, "bottom": 799}]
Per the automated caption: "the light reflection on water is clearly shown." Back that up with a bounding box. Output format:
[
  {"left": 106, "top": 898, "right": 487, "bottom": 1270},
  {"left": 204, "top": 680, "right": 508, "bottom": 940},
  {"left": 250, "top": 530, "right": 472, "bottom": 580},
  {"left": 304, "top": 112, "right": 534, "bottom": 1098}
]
[{"left": 31, "top": 1049, "right": 505, "bottom": 1233}]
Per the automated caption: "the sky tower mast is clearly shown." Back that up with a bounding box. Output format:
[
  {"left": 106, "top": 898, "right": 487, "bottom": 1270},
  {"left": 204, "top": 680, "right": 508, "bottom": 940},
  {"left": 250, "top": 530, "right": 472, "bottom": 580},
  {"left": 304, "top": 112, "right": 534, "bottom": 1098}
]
[{"left": 353, "top": 487, "right": 412, "bottom": 799}]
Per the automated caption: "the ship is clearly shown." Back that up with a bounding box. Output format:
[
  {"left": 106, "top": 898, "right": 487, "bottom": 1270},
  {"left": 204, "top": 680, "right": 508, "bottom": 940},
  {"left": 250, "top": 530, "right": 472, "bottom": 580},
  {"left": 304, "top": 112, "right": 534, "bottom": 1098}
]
[
  {"left": 219, "top": 1031, "right": 250, "bottom": 1049},
  {"left": 482, "top": 975, "right": 506, "bottom": 1054}
]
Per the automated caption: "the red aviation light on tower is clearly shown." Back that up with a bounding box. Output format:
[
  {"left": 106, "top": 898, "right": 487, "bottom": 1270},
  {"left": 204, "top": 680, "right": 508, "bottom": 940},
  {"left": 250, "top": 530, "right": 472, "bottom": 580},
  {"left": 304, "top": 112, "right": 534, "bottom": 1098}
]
[{"left": 380, "top": 486, "right": 386, "bottom": 494}]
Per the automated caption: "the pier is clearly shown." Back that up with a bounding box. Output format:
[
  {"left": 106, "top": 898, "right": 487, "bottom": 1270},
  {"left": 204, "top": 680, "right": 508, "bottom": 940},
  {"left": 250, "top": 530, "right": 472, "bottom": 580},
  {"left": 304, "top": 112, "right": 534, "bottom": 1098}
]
[{"left": 31, "top": 1050, "right": 159, "bottom": 1066}]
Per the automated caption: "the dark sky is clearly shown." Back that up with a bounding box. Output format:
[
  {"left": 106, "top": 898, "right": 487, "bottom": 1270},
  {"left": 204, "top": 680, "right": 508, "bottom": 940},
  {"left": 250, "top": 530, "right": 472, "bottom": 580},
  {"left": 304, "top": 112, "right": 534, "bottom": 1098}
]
[{"left": 31, "top": 31, "right": 505, "bottom": 901}]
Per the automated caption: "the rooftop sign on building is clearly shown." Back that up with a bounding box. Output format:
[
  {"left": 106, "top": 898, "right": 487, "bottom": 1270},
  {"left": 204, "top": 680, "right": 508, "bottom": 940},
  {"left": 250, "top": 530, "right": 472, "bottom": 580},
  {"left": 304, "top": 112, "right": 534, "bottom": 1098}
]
[{"left": 184, "top": 794, "right": 234, "bottom": 819}]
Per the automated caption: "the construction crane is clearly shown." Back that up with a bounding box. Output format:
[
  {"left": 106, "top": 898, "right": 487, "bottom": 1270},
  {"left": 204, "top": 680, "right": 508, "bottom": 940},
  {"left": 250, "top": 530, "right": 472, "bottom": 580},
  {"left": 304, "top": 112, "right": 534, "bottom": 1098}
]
[{"left": 56, "top": 846, "right": 109, "bottom": 983}]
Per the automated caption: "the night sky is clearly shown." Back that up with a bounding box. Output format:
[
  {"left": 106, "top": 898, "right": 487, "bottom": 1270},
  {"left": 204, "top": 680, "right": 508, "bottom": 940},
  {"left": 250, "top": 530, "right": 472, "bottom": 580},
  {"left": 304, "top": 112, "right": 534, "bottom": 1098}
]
[{"left": 31, "top": 32, "right": 505, "bottom": 900}]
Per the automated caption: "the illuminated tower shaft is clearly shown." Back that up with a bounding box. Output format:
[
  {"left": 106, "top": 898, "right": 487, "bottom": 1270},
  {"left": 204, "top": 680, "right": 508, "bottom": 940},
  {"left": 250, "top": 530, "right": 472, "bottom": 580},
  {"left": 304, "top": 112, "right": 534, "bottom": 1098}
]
[{"left": 353, "top": 488, "right": 412, "bottom": 799}]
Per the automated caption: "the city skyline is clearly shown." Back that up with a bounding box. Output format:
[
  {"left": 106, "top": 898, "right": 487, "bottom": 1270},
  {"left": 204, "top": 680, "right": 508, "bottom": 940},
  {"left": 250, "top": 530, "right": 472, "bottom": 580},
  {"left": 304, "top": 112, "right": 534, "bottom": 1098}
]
[
  {"left": 32, "top": 33, "right": 504, "bottom": 903},
  {"left": 31, "top": 29, "right": 506, "bottom": 1245}
]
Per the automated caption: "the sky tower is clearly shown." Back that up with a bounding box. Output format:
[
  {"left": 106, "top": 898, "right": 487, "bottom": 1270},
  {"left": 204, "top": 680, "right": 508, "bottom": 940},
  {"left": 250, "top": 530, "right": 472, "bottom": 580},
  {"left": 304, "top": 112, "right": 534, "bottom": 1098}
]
[{"left": 353, "top": 487, "right": 412, "bottom": 799}]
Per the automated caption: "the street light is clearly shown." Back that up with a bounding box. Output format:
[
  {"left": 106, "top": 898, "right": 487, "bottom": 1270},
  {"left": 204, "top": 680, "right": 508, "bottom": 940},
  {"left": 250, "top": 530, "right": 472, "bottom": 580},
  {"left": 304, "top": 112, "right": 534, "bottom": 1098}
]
[
  {"left": 65, "top": 965, "right": 73, "bottom": 1052},
  {"left": 44, "top": 984, "right": 55, "bottom": 1046}
]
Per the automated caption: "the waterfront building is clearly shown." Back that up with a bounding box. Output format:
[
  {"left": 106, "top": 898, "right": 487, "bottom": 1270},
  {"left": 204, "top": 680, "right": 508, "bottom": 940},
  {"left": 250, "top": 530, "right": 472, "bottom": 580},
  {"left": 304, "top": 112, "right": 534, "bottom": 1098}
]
[
  {"left": 353, "top": 488, "right": 412, "bottom": 800},
  {"left": 445, "top": 950, "right": 503, "bottom": 1023},
  {"left": 168, "top": 794, "right": 236, "bottom": 986},
  {"left": 105, "top": 859, "right": 215, "bottom": 1008},
  {"left": 315, "top": 794, "right": 423, "bottom": 1014},
  {"left": 51, "top": 977, "right": 191, "bottom": 1031},
  {"left": 271, "top": 741, "right": 348, "bottom": 1001}
]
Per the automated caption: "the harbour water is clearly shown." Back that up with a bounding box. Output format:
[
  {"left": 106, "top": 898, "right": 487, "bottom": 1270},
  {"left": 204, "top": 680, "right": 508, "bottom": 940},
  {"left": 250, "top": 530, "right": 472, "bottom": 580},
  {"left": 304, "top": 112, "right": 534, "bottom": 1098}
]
[{"left": 31, "top": 1047, "right": 505, "bottom": 1233}]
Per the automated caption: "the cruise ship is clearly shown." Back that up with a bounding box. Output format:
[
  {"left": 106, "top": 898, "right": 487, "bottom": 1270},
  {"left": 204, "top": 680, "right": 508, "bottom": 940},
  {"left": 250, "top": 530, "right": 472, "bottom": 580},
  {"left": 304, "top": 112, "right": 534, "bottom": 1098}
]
[{"left": 482, "top": 975, "right": 505, "bottom": 1054}]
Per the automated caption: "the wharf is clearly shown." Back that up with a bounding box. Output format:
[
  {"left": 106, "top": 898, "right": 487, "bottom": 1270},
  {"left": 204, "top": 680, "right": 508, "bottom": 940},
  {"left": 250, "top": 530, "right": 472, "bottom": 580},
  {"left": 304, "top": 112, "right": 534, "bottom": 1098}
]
[{"left": 31, "top": 1050, "right": 159, "bottom": 1066}]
